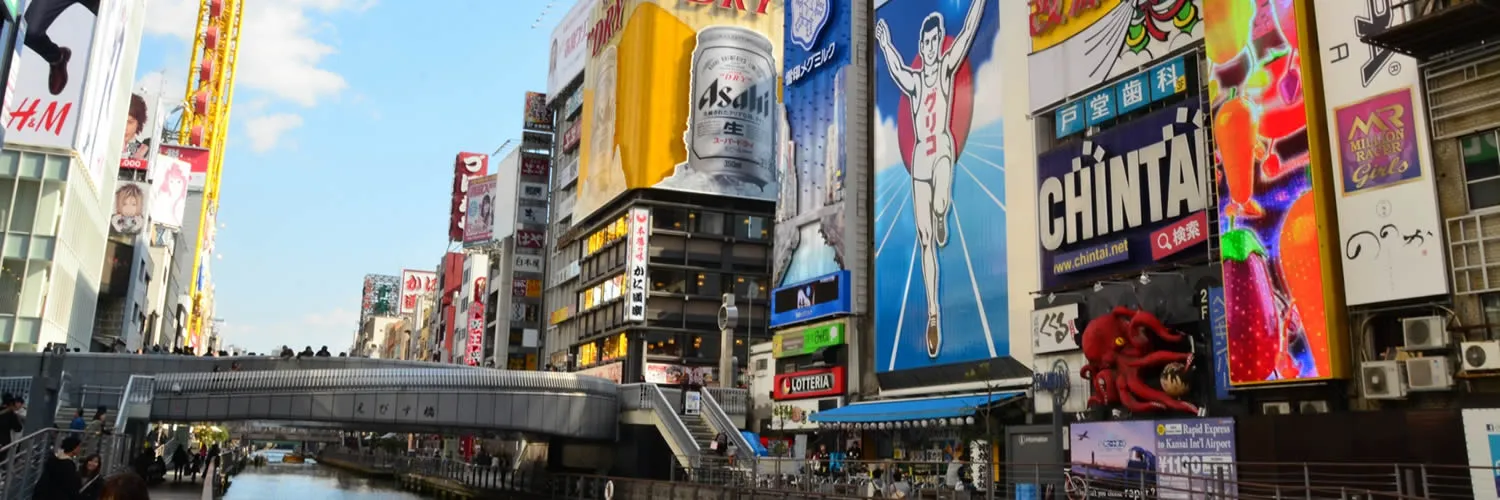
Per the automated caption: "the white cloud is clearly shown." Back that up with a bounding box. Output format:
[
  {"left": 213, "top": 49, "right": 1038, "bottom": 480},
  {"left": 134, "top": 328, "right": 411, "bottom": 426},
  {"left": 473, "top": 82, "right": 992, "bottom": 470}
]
[
  {"left": 143, "top": 0, "right": 362, "bottom": 152},
  {"left": 244, "top": 113, "right": 303, "bottom": 152},
  {"left": 223, "top": 308, "right": 358, "bottom": 354},
  {"left": 875, "top": 111, "right": 903, "bottom": 174},
  {"left": 972, "top": 25, "right": 1007, "bottom": 129}
]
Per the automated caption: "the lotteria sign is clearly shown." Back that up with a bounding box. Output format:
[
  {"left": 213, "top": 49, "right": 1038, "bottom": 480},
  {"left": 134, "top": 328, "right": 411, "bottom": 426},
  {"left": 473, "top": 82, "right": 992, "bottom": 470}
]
[
  {"left": 1037, "top": 100, "right": 1209, "bottom": 289},
  {"left": 773, "top": 318, "right": 847, "bottom": 358},
  {"left": 774, "top": 366, "right": 846, "bottom": 400},
  {"left": 769, "top": 270, "right": 852, "bottom": 328}
]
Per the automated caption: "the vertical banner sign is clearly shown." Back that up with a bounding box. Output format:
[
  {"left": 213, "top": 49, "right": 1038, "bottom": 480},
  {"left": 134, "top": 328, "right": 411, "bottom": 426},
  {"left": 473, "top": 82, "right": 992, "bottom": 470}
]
[
  {"left": 1204, "top": 0, "right": 1340, "bottom": 385},
  {"left": 467, "top": 277, "right": 488, "bottom": 366},
  {"left": 775, "top": 0, "right": 852, "bottom": 288},
  {"left": 1207, "top": 287, "right": 1231, "bottom": 401},
  {"left": 523, "top": 91, "right": 553, "bottom": 132},
  {"left": 547, "top": 0, "right": 590, "bottom": 100},
  {"left": 1312, "top": 0, "right": 1447, "bottom": 305},
  {"left": 451, "top": 153, "right": 488, "bottom": 241},
  {"left": 625, "top": 207, "right": 650, "bottom": 321},
  {"left": 464, "top": 175, "right": 497, "bottom": 246},
  {"left": 1027, "top": 0, "right": 1204, "bottom": 113},
  {"left": 400, "top": 270, "right": 437, "bottom": 315},
  {"left": 1035, "top": 101, "right": 1210, "bottom": 289},
  {"left": 575, "top": 0, "right": 783, "bottom": 222},
  {"left": 873, "top": 0, "right": 1006, "bottom": 373}
]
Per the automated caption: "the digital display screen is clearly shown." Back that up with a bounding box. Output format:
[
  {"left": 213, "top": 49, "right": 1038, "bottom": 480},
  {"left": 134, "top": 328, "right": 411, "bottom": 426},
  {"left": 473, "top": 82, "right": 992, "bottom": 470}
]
[{"left": 773, "top": 275, "right": 842, "bottom": 314}]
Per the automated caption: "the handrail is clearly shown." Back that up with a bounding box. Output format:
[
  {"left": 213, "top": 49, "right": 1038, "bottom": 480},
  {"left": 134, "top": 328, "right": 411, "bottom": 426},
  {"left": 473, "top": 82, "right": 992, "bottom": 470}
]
[
  {"left": 643, "top": 384, "right": 702, "bottom": 462},
  {"left": 698, "top": 388, "right": 755, "bottom": 471},
  {"left": 114, "top": 375, "right": 154, "bottom": 431},
  {"left": 0, "top": 428, "right": 131, "bottom": 500}
]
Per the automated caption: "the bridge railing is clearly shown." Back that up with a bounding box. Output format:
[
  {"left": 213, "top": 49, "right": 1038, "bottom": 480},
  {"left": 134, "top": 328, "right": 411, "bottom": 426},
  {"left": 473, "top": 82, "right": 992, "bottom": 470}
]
[
  {"left": 319, "top": 450, "right": 541, "bottom": 492},
  {"left": 0, "top": 428, "right": 131, "bottom": 499},
  {"left": 698, "top": 388, "right": 755, "bottom": 472},
  {"left": 77, "top": 384, "right": 124, "bottom": 410},
  {"left": 115, "top": 375, "right": 155, "bottom": 431},
  {"left": 548, "top": 473, "right": 868, "bottom": 500}
]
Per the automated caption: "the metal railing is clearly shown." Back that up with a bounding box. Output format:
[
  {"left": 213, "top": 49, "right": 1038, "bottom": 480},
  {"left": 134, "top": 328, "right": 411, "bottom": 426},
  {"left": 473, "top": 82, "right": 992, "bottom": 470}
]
[
  {"left": 76, "top": 384, "right": 123, "bottom": 410},
  {"left": 319, "top": 450, "right": 542, "bottom": 492},
  {"left": 699, "top": 388, "right": 756, "bottom": 471},
  {"left": 115, "top": 375, "right": 155, "bottom": 431},
  {"left": 639, "top": 384, "right": 701, "bottom": 464},
  {"left": 618, "top": 383, "right": 750, "bottom": 415},
  {"left": 549, "top": 473, "right": 868, "bottom": 500},
  {"left": 663, "top": 457, "right": 1489, "bottom": 500},
  {"left": 0, "top": 428, "right": 131, "bottom": 499}
]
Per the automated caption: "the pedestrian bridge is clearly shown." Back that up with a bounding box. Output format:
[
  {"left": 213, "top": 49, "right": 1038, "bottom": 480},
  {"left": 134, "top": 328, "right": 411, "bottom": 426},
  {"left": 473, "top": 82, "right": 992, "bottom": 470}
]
[{"left": 127, "top": 369, "right": 619, "bottom": 439}]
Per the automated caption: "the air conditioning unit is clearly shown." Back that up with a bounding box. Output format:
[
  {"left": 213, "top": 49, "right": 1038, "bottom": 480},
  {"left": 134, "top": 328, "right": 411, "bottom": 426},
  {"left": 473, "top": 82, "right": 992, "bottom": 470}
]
[
  {"left": 1260, "top": 402, "right": 1292, "bottom": 415},
  {"left": 1361, "top": 361, "right": 1407, "bottom": 400},
  {"left": 1404, "top": 357, "right": 1454, "bottom": 391},
  {"left": 1461, "top": 341, "right": 1500, "bottom": 372},
  {"left": 1299, "top": 401, "right": 1330, "bottom": 414},
  {"left": 1402, "top": 316, "right": 1449, "bottom": 351}
]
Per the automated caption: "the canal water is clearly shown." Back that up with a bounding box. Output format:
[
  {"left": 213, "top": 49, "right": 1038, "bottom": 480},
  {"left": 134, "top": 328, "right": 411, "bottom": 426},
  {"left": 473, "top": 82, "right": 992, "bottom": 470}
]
[{"left": 152, "top": 461, "right": 428, "bottom": 500}]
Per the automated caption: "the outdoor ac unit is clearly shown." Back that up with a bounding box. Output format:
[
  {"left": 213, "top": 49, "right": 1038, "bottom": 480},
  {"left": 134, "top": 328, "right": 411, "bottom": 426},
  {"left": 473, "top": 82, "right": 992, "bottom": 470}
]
[
  {"left": 1361, "top": 361, "right": 1407, "bottom": 400},
  {"left": 1299, "top": 401, "right": 1330, "bottom": 414},
  {"left": 1404, "top": 357, "right": 1454, "bottom": 391},
  {"left": 1402, "top": 316, "right": 1449, "bottom": 351},
  {"left": 1260, "top": 402, "right": 1292, "bottom": 415},
  {"left": 1461, "top": 341, "right": 1500, "bottom": 372}
]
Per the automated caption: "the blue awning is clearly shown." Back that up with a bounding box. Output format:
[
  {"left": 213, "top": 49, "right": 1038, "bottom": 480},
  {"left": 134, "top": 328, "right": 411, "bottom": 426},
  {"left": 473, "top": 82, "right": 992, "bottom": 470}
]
[{"left": 808, "top": 392, "right": 1025, "bottom": 424}]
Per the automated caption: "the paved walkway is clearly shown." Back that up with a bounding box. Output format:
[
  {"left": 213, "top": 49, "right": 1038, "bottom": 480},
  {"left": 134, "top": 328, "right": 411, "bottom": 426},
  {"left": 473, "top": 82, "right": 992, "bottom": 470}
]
[{"left": 149, "top": 478, "right": 211, "bottom": 500}]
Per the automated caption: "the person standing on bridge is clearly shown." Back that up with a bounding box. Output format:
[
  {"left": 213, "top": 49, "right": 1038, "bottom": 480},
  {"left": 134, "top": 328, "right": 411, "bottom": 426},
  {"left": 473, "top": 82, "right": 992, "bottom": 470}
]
[
  {"left": 30, "top": 435, "right": 84, "bottom": 500},
  {"left": 0, "top": 394, "right": 23, "bottom": 459}
]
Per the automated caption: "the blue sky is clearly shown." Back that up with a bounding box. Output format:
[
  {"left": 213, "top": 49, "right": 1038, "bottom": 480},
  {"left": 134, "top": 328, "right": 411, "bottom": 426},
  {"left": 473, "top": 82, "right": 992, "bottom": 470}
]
[{"left": 133, "top": 0, "right": 563, "bottom": 354}]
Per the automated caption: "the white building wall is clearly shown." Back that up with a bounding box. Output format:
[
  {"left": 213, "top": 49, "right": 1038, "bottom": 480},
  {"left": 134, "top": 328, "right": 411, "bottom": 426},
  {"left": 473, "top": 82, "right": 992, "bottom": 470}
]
[{"left": 1001, "top": 0, "right": 1040, "bottom": 371}]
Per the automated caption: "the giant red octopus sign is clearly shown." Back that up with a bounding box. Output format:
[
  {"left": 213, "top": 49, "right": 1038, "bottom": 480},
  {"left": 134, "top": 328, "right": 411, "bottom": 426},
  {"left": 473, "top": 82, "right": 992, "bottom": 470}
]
[{"left": 1079, "top": 306, "right": 1199, "bottom": 415}]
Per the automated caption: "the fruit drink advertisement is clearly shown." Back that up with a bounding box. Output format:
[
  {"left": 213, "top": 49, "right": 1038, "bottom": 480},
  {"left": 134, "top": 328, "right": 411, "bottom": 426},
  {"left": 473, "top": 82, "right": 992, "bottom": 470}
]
[{"left": 1203, "top": 0, "right": 1342, "bottom": 385}]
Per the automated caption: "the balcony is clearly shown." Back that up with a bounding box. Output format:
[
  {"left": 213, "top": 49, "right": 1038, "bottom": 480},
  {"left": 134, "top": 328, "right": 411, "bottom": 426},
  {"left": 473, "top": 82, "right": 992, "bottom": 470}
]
[{"left": 1362, "top": 0, "right": 1500, "bottom": 60}]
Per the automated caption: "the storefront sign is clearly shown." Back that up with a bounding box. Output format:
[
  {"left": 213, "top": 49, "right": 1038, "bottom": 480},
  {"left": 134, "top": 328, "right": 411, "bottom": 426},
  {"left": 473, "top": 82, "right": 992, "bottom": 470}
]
[
  {"left": 645, "top": 363, "right": 717, "bottom": 385},
  {"left": 1037, "top": 100, "right": 1209, "bottom": 289},
  {"left": 521, "top": 156, "right": 550, "bottom": 177},
  {"left": 552, "top": 260, "right": 580, "bottom": 284},
  {"left": 773, "top": 318, "right": 846, "bottom": 358},
  {"left": 550, "top": 305, "right": 574, "bottom": 325},
  {"left": 1031, "top": 303, "right": 1080, "bottom": 354},
  {"left": 774, "top": 366, "right": 845, "bottom": 400},
  {"left": 514, "top": 254, "right": 544, "bottom": 274},
  {"left": 517, "top": 230, "right": 546, "bottom": 249},
  {"left": 770, "top": 397, "right": 843, "bottom": 431},
  {"left": 1149, "top": 211, "right": 1209, "bottom": 261},
  {"left": 624, "top": 207, "right": 650, "bottom": 321},
  {"left": 521, "top": 181, "right": 549, "bottom": 201},
  {"left": 578, "top": 362, "right": 623, "bottom": 383},
  {"left": 769, "top": 270, "right": 851, "bottom": 328},
  {"left": 561, "top": 121, "right": 581, "bottom": 151},
  {"left": 1054, "top": 55, "right": 1191, "bottom": 139},
  {"left": 1030, "top": 351, "right": 1088, "bottom": 414}
]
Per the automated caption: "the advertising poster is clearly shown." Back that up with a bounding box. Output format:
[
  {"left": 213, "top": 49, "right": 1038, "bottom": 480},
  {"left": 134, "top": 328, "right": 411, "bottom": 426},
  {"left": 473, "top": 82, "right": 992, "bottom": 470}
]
[
  {"left": 871, "top": 0, "right": 1006, "bottom": 373},
  {"left": 463, "top": 175, "right": 496, "bottom": 246},
  {"left": 1461, "top": 409, "right": 1500, "bottom": 499},
  {"left": 1027, "top": 0, "right": 1203, "bottom": 113},
  {"left": 1070, "top": 417, "right": 1236, "bottom": 500},
  {"left": 774, "top": 0, "right": 852, "bottom": 288},
  {"left": 4, "top": 0, "right": 133, "bottom": 189},
  {"left": 148, "top": 155, "right": 189, "bottom": 227},
  {"left": 523, "top": 91, "right": 552, "bottom": 132},
  {"left": 161, "top": 144, "right": 210, "bottom": 191},
  {"left": 119, "top": 90, "right": 165, "bottom": 172},
  {"left": 1203, "top": 0, "right": 1341, "bottom": 385},
  {"left": 109, "top": 180, "right": 147, "bottom": 234},
  {"left": 1312, "top": 0, "right": 1447, "bottom": 306},
  {"left": 1030, "top": 350, "right": 1089, "bottom": 414},
  {"left": 576, "top": 0, "right": 784, "bottom": 222},
  {"left": 360, "top": 274, "right": 400, "bottom": 327},
  {"left": 1031, "top": 302, "right": 1080, "bottom": 354},
  {"left": 1036, "top": 100, "right": 1210, "bottom": 289},
  {"left": 399, "top": 270, "right": 437, "bottom": 315},
  {"left": 547, "top": 0, "right": 590, "bottom": 99},
  {"left": 451, "top": 152, "right": 488, "bottom": 241}
]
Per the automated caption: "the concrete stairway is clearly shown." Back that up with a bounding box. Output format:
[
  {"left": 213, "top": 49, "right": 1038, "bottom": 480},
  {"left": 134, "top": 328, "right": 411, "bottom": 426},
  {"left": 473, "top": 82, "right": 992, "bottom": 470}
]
[{"left": 683, "top": 413, "right": 718, "bottom": 453}]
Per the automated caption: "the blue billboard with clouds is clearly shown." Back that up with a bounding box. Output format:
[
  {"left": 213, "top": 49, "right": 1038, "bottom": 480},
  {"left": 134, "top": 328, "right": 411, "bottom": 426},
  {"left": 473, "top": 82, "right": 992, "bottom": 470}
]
[
  {"left": 774, "top": 0, "right": 854, "bottom": 288},
  {"left": 872, "top": 0, "right": 1005, "bottom": 373}
]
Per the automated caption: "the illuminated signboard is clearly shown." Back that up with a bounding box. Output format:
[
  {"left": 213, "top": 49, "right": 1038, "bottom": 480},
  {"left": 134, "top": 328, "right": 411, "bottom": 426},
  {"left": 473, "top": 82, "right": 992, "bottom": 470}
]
[
  {"left": 769, "top": 270, "right": 851, "bottom": 328},
  {"left": 580, "top": 274, "right": 625, "bottom": 312},
  {"left": 585, "top": 215, "right": 629, "bottom": 256},
  {"left": 773, "top": 318, "right": 847, "bottom": 359}
]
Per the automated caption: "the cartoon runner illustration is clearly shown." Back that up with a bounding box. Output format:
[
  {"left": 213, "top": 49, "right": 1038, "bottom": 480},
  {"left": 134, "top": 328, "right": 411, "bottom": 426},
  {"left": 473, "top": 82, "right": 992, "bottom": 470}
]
[{"left": 874, "top": 0, "right": 985, "bottom": 359}]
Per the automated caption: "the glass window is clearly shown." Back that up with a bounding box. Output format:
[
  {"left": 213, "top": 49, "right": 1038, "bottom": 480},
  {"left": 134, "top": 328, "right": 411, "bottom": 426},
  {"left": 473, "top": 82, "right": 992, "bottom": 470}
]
[
  {"left": 33, "top": 181, "right": 60, "bottom": 236},
  {"left": 694, "top": 272, "right": 721, "bottom": 296},
  {"left": 650, "top": 268, "right": 687, "bottom": 294},
  {"left": 733, "top": 275, "right": 768, "bottom": 299},
  {"left": 654, "top": 208, "right": 688, "bottom": 231},
  {"left": 9, "top": 180, "right": 38, "bottom": 234},
  {"left": 0, "top": 258, "right": 22, "bottom": 315},
  {"left": 1463, "top": 131, "right": 1500, "bottom": 211},
  {"left": 17, "top": 260, "right": 46, "bottom": 317},
  {"left": 692, "top": 211, "right": 726, "bottom": 235},
  {"left": 735, "top": 215, "right": 769, "bottom": 240}
]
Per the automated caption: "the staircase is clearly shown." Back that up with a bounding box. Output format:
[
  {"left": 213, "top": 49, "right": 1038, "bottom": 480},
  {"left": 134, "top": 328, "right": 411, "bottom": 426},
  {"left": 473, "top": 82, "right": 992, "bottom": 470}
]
[
  {"left": 54, "top": 406, "right": 83, "bottom": 429},
  {"left": 683, "top": 413, "right": 718, "bottom": 453}
]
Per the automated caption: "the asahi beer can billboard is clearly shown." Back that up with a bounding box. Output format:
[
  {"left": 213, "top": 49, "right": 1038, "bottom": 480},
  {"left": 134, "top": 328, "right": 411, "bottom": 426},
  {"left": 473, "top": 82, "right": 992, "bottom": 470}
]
[
  {"left": 576, "top": 0, "right": 783, "bottom": 222},
  {"left": 685, "top": 26, "right": 778, "bottom": 189}
]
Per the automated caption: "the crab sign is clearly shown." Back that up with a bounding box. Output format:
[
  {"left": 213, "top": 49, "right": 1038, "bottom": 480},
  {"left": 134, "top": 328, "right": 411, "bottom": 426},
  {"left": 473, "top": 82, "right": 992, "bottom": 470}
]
[{"left": 1078, "top": 306, "right": 1200, "bottom": 415}]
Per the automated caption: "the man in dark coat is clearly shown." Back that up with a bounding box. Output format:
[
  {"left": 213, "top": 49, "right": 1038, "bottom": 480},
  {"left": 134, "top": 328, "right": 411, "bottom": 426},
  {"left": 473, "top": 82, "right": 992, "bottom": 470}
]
[{"left": 31, "top": 435, "right": 84, "bottom": 499}]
